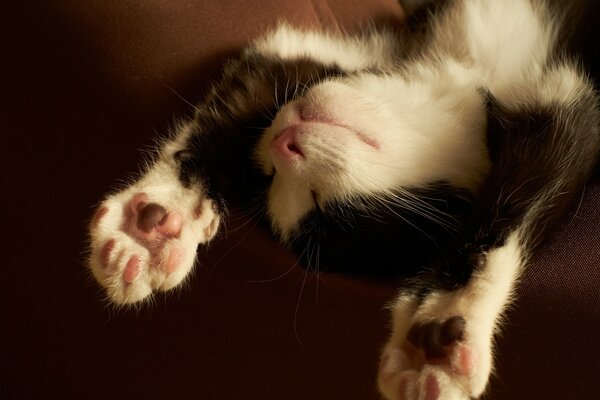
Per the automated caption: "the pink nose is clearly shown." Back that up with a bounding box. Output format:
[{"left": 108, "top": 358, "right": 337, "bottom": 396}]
[
  {"left": 129, "top": 193, "right": 182, "bottom": 238},
  {"left": 272, "top": 126, "right": 304, "bottom": 158}
]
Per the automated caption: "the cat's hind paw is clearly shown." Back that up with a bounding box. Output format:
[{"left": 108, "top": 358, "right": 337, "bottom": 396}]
[{"left": 379, "top": 316, "right": 480, "bottom": 400}]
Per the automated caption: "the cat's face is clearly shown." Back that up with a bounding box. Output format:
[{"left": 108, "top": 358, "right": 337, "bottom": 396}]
[{"left": 253, "top": 70, "right": 489, "bottom": 274}]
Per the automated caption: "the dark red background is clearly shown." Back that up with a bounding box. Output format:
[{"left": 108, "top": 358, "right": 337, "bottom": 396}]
[{"left": 2, "top": 1, "right": 599, "bottom": 399}]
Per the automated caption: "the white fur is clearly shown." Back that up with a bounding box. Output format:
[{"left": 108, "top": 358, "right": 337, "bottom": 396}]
[
  {"left": 461, "top": 0, "right": 557, "bottom": 98},
  {"left": 252, "top": 23, "right": 399, "bottom": 71},
  {"left": 499, "top": 61, "right": 591, "bottom": 111}
]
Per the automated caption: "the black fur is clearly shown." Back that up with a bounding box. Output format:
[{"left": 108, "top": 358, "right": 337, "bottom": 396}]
[
  {"left": 474, "top": 90, "right": 600, "bottom": 252},
  {"left": 173, "top": 18, "right": 600, "bottom": 293},
  {"left": 174, "top": 52, "right": 483, "bottom": 284},
  {"left": 178, "top": 54, "right": 345, "bottom": 210},
  {"left": 288, "top": 183, "right": 473, "bottom": 280}
]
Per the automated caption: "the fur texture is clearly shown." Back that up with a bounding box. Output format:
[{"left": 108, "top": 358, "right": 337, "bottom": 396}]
[{"left": 88, "top": 0, "right": 599, "bottom": 398}]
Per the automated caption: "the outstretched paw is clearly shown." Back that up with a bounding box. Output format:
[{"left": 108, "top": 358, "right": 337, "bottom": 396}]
[{"left": 89, "top": 154, "right": 221, "bottom": 304}]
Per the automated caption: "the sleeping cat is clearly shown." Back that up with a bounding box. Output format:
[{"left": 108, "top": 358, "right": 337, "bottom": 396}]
[{"left": 88, "top": 0, "right": 599, "bottom": 398}]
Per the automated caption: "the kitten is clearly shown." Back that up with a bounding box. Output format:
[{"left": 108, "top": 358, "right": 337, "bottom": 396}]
[{"left": 88, "top": 0, "right": 599, "bottom": 398}]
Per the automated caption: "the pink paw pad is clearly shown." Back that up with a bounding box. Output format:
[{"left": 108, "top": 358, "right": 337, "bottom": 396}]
[
  {"left": 123, "top": 255, "right": 141, "bottom": 284},
  {"left": 407, "top": 316, "right": 466, "bottom": 359},
  {"left": 164, "top": 247, "right": 182, "bottom": 274},
  {"left": 100, "top": 239, "right": 115, "bottom": 268},
  {"left": 407, "top": 316, "right": 473, "bottom": 376},
  {"left": 91, "top": 206, "right": 108, "bottom": 228},
  {"left": 452, "top": 344, "right": 475, "bottom": 376},
  {"left": 155, "top": 212, "right": 182, "bottom": 237},
  {"left": 128, "top": 193, "right": 182, "bottom": 239},
  {"left": 424, "top": 374, "right": 440, "bottom": 400}
]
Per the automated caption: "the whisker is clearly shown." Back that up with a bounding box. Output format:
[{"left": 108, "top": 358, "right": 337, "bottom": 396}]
[
  {"left": 273, "top": 75, "right": 280, "bottom": 109},
  {"left": 313, "top": 242, "right": 321, "bottom": 309},
  {"left": 207, "top": 217, "right": 262, "bottom": 276},
  {"left": 293, "top": 236, "right": 314, "bottom": 349},
  {"left": 245, "top": 245, "right": 309, "bottom": 283},
  {"left": 161, "top": 82, "right": 201, "bottom": 113}
]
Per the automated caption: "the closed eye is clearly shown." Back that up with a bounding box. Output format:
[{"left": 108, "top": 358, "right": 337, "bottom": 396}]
[{"left": 174, "top": 149, "right": 194, "bottom": 163}]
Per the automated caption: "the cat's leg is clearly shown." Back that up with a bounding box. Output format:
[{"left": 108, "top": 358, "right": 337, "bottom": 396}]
[
  {"left": 379, "top": 232, "right": 523, "bottom": 399},
  {"left": 379, "top": 63, "right": 599, "bottom": 399}
]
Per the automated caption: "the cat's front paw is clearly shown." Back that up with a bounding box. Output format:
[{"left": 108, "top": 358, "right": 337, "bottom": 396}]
[{"left": 89, "top": 159, "right": 220, "bottom": 304}]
